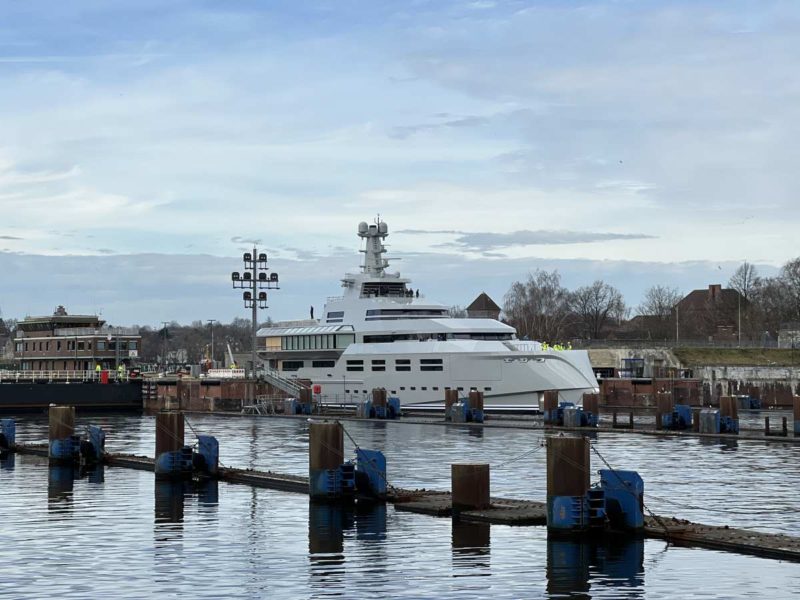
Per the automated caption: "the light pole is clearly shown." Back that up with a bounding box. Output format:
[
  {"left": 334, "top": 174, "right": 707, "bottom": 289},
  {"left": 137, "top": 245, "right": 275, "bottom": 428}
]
[
  {"left": 161, "top": 321, "right": 169, "bottom": 372},
  {"left": 231, "top": 247, "right": 279, "bottom": 378},
  {"left": 207, "top": 319, "right": 217, "bottom": 368}
]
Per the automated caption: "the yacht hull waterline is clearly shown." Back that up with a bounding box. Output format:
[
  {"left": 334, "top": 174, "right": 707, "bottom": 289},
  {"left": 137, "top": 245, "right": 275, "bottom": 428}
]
[{"left": 257, "top": 219, "right": 598, "bottom": 409}]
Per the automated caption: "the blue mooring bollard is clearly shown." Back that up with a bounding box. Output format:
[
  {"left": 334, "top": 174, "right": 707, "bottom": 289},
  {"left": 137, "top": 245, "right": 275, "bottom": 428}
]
[
  {"left": 355, "top": 448, "right": 387, "bottom": 498},
  {"left": 599, "top": 469, "right": 644, "bottom": 530},
  {"left": 194, "top": 435, "right": 219, "bottom": 476}
]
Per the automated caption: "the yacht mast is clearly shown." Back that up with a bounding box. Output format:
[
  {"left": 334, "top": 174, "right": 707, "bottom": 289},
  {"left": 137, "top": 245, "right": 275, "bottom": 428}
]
[{"left": 358, "top": 219, "right": 389, "bottom": 277}]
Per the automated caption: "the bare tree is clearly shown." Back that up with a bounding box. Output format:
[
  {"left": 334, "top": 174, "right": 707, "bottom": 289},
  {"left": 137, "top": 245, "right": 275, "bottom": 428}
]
[
  {"left": 503, "top": 270, "right": 571, "bottom": 342},
  {"left": 637, "top": 285, "right": 681, "bottom": 318},
  {"left": 448, "top": 305, "right": 467, "bottom": 318},
  {"left": 781, "top": 257, "right": 800, "bottom": 321},
  {"left": 751, "top": 276, "right": 792, "bottom": 338},
  {"left": 728, "top": 261, "right": 760, "bottom": 302},
  {"left": 570, "top": 280, "right": 627, "bottom": 339}
]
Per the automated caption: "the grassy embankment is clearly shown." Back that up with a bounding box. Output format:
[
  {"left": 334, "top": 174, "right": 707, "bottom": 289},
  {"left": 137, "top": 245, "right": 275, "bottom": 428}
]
[{"left": 673, "top": 347, "right": 800, "bottom": 367}]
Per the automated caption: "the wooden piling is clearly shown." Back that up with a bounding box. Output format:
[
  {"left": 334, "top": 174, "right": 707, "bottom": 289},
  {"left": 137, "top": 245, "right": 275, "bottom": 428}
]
[
  {"left": 794, "top": 397, "right": 800, "bottom": 435},
  {"left": 612, "top": 411, "right": 618, "bottom": 427},
  {"left": 451, "top": 463, "right": 490, "bottom": 511},
  {"left": 468, "top": 390, "right": 484, "bottom": 412},
  {"left": 765, "top": 416, "right": 770, "bottom": 436},
  {"left": 300, "top": 387, "right": 313, "bottom": 406},
  {"left": 655, "top": 393, "right": 673, "bottom": 429},
  {"left": 629, "top": 412, "right": 635, "bottom": 429},
  {"left": 309, "top": 421, "right": 344, "bottom": 472},
  {"left": 782, "top": 417, "right": 788, "bottom": 436},
  {"left": 719, "top": 396, "right": 738, "bottom": 420},
  {"left": 546, "top": 436, "right": 590, "bottom": 499},
  {"left": 543, "top": 390, "right": 559, "bottom": 414},
  {"left": 582, "top": 393, "right": 599, "bottom": 416},
  {"left": 372, "top": 388, "right": 386, "bottom": 407},
  {"left": 155, "top": 411, "right": 184, "bottom": 458},
  {"left": 444, "top": 389, "right": 458, "bottom": 416},
  {"left": 48, "top": 406, "right": 75, "bottom": 442}
]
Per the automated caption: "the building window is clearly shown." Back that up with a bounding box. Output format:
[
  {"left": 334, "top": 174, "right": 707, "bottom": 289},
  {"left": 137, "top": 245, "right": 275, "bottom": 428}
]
[
  {"left": 87, "top": 342, "right": 92, "bottom": 350},
  {"left": 371, "top": 359, "right": 386, "bottom": 372},
  {"left": 46, "top": 341, "right": 51, "bottom": 351},
  {"left": 312, "top": 360, "right": 336, "bottom": 368},
  {"left": 281, "top": 360, "right": 304, "bottom": 372},
  {"left": 395, "top": 359, "right": 411, "bottom": 372},
  {"left": 346, "top": 359, "right": 363, "bottom": 372},
  {"left": 129, "top": 341, "right": 137, "bottom": 350},
  {"left": 420, "top": 358, "right": 444, "bottom": 372},
  {"left": 97, "top": 341, "right": 106, "bottom": 351},
  {"left": 24, "top": 342, "right": 28, "bottom": 351},
  {"left": 77, "top": 341, "right": 85, "bottom": 351},
  {"left": 57, "top": 341, "right": 62, "bottom": 351}
]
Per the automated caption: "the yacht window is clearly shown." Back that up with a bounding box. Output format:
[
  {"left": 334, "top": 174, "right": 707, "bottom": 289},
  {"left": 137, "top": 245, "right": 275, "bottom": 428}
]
[
  {"left": 346, "top": 359, "right": 363, "bottom": 372},
  {"left": 421, "top": 386, "right": 427, "bottom": 391},
  {"left": 395, "top": 359, "right": 411, "bottom": 372},
  {"left": 457, "top": 387, "right": 464, "bottom": 391},
  {"left": 410, "top": 386, "right": 416, "bottom": 391},
  {"left": 391, "top": 390, "right": 397, "bottom": 394},
  {"left": 420, "top": 358, "right": 444, "bottom": 372},
  {"left": 364, "top": 335, "right": 394, "bottom": 344},
  {"left": 281, "top": 360, "right": 304, "bottom": 372},
  {"left": 312, "top": 360, "right": 336, "bottom": 368},
  {"left": 371, "top": 359, "right": 385, "bottom": 372},
  {"left": 433, "top": 387, "right": 439, "bottom": 391},
  {"left": 400, "top": 387, "right": 406, "bottom": 391},
  {"left": 327, "top": 311, "right": 344, "bottom": 319},
  {"left": 336, "top": 334, "right": 355, "bottom": 349},
  {"left": 484, "top": 387, "right": 492, "bottom": 391}
]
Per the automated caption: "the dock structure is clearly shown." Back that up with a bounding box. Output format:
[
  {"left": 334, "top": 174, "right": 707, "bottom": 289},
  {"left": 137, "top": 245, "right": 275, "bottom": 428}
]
[{"left": 8, "top": 435, "right": 800, "bottom": 563}]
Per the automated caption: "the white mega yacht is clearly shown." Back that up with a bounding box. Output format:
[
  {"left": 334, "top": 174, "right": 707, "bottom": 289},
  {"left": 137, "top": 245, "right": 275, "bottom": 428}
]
[{"left": 257, "top": 219, "right": 598, "bottom": 408}]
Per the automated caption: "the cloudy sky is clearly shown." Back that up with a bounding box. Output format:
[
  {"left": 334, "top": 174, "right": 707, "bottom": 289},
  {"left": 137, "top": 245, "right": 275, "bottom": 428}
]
[{"left": 0, "top": 1, "right": 795, "bottom": 325}]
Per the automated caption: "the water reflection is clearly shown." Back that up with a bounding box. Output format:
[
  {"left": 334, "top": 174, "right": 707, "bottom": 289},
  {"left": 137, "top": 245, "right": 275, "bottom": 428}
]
[
  {"left": 47, "top": 464, "right": 75, "bottom": 510},
  {"left": 155, "top": 480, "right": 186, "bottom": 524},
  {"left": 0, "top": 451, "right": 14, "bottom": 471},
  {"left": 451, "top": 521, "right": 490, "bottom": 572},
  {"left": 546, "top": 535, "right": 644, "bottom": 599},
  {"left": 697, "top": 436, "right": 739, "bottom": 452},
  {"left": 308, "top": 500, "right": 389, "bottom": 588}
]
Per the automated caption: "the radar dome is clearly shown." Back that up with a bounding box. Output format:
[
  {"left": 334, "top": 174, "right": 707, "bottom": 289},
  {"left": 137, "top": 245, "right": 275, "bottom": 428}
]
[
  {"left": 378, "top": 222, "right": 388, "bottom": 234},
  {"left": 358, "top": 222, "right": 368, "bottom": 234}
]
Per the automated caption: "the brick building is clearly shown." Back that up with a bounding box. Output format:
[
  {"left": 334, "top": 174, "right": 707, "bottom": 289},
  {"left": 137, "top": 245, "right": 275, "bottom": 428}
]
[{"left": 13, "top": 306, "right": 141, "bottom": 371}]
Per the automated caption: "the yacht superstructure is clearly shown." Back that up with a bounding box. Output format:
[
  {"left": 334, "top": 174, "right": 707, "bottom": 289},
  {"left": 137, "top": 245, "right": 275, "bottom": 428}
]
[{"left": 257, "top": 219, "right": 598, "bottom": 408}]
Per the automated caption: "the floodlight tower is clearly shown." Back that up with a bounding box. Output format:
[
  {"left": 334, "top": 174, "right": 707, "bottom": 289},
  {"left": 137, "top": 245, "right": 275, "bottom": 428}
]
[{"left": 231, "top": 247, "right": 279, "bottom": 377}]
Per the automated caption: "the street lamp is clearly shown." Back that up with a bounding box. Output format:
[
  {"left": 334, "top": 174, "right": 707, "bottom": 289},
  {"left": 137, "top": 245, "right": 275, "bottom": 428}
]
[
  {"left": 231, "top": 247, "right": 279, "bottom": 378},
  {"left": 207, "top": 319, "right": 217, "bottom": 368}
]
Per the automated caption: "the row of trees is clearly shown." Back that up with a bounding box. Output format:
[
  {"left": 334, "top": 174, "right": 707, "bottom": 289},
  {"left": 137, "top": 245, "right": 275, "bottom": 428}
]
[
  {"left": 503, "top": 257, "right": 800, "bottom": 343},
  {"left": 137, "top": 318, "right": 273, "bottom": 364},
  {"left": 503, "top": 271, "right": 627, "bottom": 342}
]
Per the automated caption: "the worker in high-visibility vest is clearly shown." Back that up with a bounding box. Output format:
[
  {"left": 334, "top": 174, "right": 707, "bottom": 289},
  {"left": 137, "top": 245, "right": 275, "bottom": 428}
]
[
  {"left": 95, "top": 364, "right": 102, "bottom": 374},
  {"left": 117, "top": 364, "right": 125, "bottom": 379}
]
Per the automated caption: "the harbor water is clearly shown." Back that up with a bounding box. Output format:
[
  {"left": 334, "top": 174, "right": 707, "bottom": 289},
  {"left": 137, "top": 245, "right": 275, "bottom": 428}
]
[{"left": 2, "top": 413, "right": 799, "bottom": 598}]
